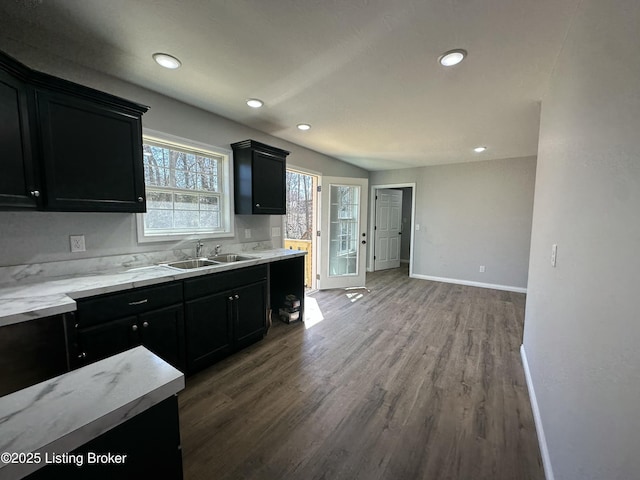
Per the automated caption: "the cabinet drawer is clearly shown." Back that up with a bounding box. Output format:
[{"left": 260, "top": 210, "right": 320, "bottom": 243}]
[
  {"left": 184, "top": 265, "right": 268, "bottom": 300},
  {"left": 76, "top": 282, "right": 183, "bottom": 327}
]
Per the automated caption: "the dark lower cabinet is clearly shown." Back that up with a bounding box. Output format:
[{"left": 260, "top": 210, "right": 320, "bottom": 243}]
[
  {"left": 68, "top": 282, "right": 185, "bottom": 372},
  {"left": 184, "top": 266, "right": 268, "bottom": 374},
  {"left": 138, "top": 305, "right": 185, "bottom": 370},
  {"left": 0, "top": 315, "right": 67, "bottom": 397},
  {"left": 270, "top": 256, "right": 305, "bottom": 321},
  {"left": 25, "top": 396, "right": 183, "bottom": 480},
  {"left": 184, "top": 292, "right": 233, "bottom": 372},
  {"left": 234, "top": 281, "right": 268, "bottom": 346},
  {"left": 72, "top": 316, "right": 137, "bottom": 367}
]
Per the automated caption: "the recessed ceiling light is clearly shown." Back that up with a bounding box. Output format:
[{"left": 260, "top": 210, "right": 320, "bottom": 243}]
[
  {"left": 474, "top": 146, "right": 487, "bottom": 153},
  {"left": 246, "top": 98, "right": 264, "bottom": 108},
  {"left": 438, "top": 49, "right": 467, "bottom": 67},
  {"left": 152, "top": 53, "right": 182, "bottom": 69},
  {"left": 297, "top": 123, "right": 311, "bottom": 131}
]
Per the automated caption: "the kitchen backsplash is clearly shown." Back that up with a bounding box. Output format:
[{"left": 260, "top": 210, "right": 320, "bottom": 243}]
[{"left": 0, "top": 240, "right": 273, "bottom": 287}]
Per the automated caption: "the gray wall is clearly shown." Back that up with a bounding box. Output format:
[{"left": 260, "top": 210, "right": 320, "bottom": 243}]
[
  {"left": 370, "top": 156, "right": 536, "bottom": 290},
  {"left": 522, "top": 1, "right": 640, "bottom": 479},
  {"left": 0, "top": 43, "right": 367, "bottom": 267}
]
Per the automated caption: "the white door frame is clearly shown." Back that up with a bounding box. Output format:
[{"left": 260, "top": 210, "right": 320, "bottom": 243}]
[
  {"left": 286, "top": 164, "right": 321, "bottom": 291},
  {"left": 319, "top": 176, "right": 369, "bottom": 290},
  {"left": 368, "top": 183, "right": 416, "bottom": 276}
]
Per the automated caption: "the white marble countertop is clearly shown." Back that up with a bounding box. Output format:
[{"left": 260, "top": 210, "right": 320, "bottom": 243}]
[
  {"left": 0, "top": 346, "right": 184, "bottom": 480},
  {"left": 0, "top": 248, "right": 305, "bottom": 327}
]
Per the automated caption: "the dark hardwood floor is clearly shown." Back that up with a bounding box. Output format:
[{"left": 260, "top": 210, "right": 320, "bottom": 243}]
[{"left": 178, "top": 266, "right": 544, "bottom": 480}]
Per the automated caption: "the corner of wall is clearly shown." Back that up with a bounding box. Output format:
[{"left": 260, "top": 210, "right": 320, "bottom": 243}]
[{"left": 520, "top": 344, "right": 554, "bottom": 480}]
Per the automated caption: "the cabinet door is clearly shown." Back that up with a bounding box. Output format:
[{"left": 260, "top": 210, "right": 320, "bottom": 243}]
[
  {"left": 35, "top": 89, "right": 146, "bottom": 212},
  {"left": 184, "top": 292, "right": 233, "bottom": 373},
  {"left": 138, "top": 304, "right": 185, "bottom": 372},
  {"left": 252, "top": 150, "right": 286, "bottom": 214},
  {"left": 0, "top": 69, "right": 38, "bottom": 208},
  {"left": 234, "top": 280, "right": 267, "bottom": 346},
  {"left": 0, "top": 315, "right": 67, "bottom": 396},
  {"left": 72, "top": 316, "right": 137, "bottom": 369}
]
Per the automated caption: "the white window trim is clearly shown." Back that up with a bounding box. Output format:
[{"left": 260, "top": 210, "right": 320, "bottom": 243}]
[{"left": 136, "top": 129, "right": 235, "bottom": 244}]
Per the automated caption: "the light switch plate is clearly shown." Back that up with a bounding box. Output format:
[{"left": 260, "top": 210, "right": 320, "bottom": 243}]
[
  {"left": 244, "top": 228, "right": 252, "bottom": 239},
  {"left": 271, "top": 226, "right": 281, "bottom": 237}
]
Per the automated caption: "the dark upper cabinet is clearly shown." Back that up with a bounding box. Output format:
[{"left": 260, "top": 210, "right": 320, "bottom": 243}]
[
  {"left": 0, "top": 59, "right": 39, "bottom": 209},
  {"left": 0, "top": 50, "right": 148, "bottom": 212},
  {"left": 36, "top": 89, "right": 146, "bottom": 212},
  {"left": 231, "top": 139, "right": 289, "bottom": 215}
]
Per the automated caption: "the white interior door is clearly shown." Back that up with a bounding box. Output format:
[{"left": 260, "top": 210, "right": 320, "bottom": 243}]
[
  {"left": 374, "top": 189, "right": 403, "bottom": 270},
  {"left": 319, "top": 177, "right": 368, "bottom": 289}
]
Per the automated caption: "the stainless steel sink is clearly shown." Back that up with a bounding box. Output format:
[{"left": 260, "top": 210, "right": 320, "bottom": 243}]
[
  {"left": 166, "top": 259, "right": 218, "bottom": 269},
  {"left": 208, "top": 253, "right": 256, "bottom": 263}
]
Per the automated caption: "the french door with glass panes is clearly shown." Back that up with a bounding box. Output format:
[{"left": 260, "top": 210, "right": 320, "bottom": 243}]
[{"left": 318, "top": 177, "right": 368, "bottom": 289}]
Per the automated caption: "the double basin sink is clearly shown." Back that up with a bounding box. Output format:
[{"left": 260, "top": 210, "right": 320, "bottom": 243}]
[{"left": 165, "top": 254, "right": 256, "bottom": 270}]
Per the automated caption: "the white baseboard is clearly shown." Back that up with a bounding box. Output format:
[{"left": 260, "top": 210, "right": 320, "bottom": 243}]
[
  {"left": 410, "top": 273, "right": 527, "bottom": 293},
  {"left": 520, "top": 345, "right": 554, "bottom": 480}
]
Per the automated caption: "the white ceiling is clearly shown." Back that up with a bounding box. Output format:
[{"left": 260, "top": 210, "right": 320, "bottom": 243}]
[{"left": 0, "top": 0, "right": 579, "bottom": 171}]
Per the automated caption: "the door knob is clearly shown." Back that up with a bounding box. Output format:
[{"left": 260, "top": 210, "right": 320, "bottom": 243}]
[
  {"left": 131, "top": 324, "right": 138, "bottom": 331},
  {"left": 361, "top": 240, "right": 367, "bottom": 244},
  {"left": 142, "top": 321, "right": 149, "bottom": 328}
]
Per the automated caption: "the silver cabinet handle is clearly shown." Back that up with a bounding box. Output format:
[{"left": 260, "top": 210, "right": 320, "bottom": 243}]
[
  {"left": 132, "top": 324, "right": 138, "bottom": 331},
  {"left": 142, "top": 321, "right": 149, "bottom": 328},
  {"left": 30, "top": 190, "right": 40, "bottom": 198},
  {"left": 128, "top": 299, "right": 148, "bottom": 306},
  {"left": 255, "top": 203, "right": 261, "bottom": 207},
  {"left": 137, "top": 196, "right": 144, "bottom": 202},
  {"left": 234, "top": 294, "right": 240, "bottom": 300},
  {"left": 228, "top": 296, "right": 234, "bottom": 301},
  {"left": 78, "top": 352, "right": 87, "bottom": 359}
]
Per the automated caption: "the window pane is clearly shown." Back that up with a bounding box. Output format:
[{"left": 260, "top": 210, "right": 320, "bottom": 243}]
[
  {"left": 144, "top": 209, "right": 173, "bottom": 230},
  {"left": 174, "top": 210, "right": 199, "bottom": 228},
  {"left": 199, "top": 195, "right": 219, "bottom": 211},
  {"left": 147, "top": 191, "right": 173, "bottom": 209},
  {"left": 175, "top": 193, "right": 199, "bottom": 211},
  {"left": 199, "top": 211, "right": 219, "bottom": 228}
]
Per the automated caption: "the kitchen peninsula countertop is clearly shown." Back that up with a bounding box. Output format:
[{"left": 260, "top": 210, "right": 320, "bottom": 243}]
[
  {"left": 0, "top": 346, "right": 184, "bottom": 480},
  {"left": 0, "top": 249, "right": 305, "bottom": 327}
]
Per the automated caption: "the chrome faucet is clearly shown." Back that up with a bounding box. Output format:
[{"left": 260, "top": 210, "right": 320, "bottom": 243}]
[
  {"left": 214, "top": 244, "right": 222, "bottom": 255},
  {"left": 195, "top": 240, "right": 204, "bottom": 258}
]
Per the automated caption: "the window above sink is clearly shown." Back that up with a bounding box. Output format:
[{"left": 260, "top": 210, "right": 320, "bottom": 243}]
[{"left": 136, "top": 130, "right": 234, "bottom": 243}]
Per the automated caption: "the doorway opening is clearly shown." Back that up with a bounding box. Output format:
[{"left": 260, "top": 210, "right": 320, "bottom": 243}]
[
  {"left": 369, "top": 183, "right": 416, "bottom": 276},
  {"left": 284, "top": 168, "right": 319, "bottom": 291}
]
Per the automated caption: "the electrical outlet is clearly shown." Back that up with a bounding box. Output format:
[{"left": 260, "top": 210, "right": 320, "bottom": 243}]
[
  {"left": 244, "top": 228, "right": 252, "bottom": 239},
  {"left": 551, "top": 244, "right": 557, "bottom": 267},
  {"left": 415, "top": 224, "right": 420, "bottom": 231},
  {"left": 70, "top": 235, "right": 86, "bottom": 253},
  {"left": 479, "top": 265, "right": 486, "bottom": 273}
]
